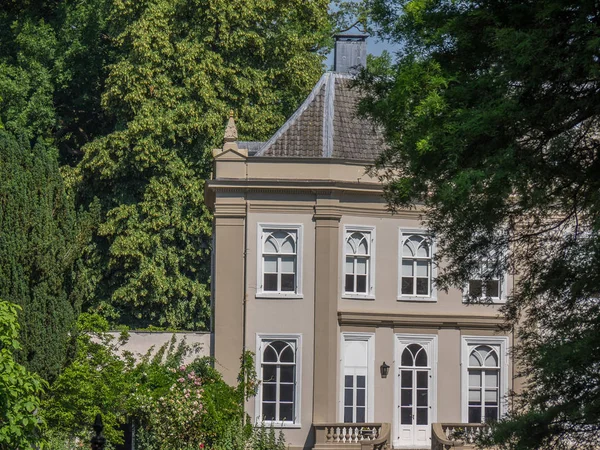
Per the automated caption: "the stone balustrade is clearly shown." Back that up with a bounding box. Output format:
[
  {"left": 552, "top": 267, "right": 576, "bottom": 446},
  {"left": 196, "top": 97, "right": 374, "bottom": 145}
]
[
  {"left": 431, "top": 423, "right": 490, "bottom": 450},
  {"left": 314, "top": 423, "right": 390, "bottom": 450}
]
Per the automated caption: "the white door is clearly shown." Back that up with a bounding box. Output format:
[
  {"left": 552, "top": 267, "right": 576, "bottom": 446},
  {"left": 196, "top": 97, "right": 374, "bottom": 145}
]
[{"left": 396, "top": 339, "right": 435, "bottom": 448}]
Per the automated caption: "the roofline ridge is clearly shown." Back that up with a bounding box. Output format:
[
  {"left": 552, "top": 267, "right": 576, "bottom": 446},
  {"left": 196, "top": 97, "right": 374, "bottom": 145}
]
[
  {"left": 330, "top": 72, "right": 354, "bottom": 79},
  {"left": 256, "top": 73, "right": 331, "bottom": 157},
  {"left": 322, "top": 72, "right": 335, "bottom": 157}
]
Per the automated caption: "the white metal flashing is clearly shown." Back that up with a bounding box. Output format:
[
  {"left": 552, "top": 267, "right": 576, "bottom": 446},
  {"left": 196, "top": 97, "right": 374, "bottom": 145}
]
[
  {"left": 322, "top": 73, "right": 335, "bottom": 157},
  {"left": 256, "top": 72, "right": 355, "bottom": 158}
]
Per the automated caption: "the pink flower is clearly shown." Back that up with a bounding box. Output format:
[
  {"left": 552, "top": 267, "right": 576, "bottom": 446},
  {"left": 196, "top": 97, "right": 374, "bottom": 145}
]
[{"left": 200, "top": 444, "right": 204, "bottom": 449}]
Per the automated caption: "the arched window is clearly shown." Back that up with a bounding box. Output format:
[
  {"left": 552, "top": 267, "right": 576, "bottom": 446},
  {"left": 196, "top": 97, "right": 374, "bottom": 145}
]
[
  {"left": 401, "top": 234, "right": 432, "bottom": 297},
  {"left": 260, "top": 339, "right": 297, "bottom": 423},
  {"left": 467, "top": 260, "right": 503, "bottom": 301},
  {"left": 401, "top": 344, "right": 428, "bottom": 367},
  {"left": 262, "top": 229, "right": 298, "bottom": 293},
  {"left": 344, "top": 230, "right": 372, "bottom": 295},
  {"left": 467, "top": 345, "right": 500, "bottom": 423}
]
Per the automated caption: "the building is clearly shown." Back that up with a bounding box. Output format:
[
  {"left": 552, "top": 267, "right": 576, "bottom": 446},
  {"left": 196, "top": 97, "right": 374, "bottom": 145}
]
[{"left": 205, "top": 36, "right": 515, "bottom": 450}]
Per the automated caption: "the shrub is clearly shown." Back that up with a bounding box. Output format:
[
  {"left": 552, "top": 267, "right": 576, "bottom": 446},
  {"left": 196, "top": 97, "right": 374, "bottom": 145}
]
[
  {"left": 42, "top": 313, "right": 134, "bottom": 445},
  {"left": 251, "top": 423, "right": 286, "bottom": 450},
  {"left": 43, "top": 319, "right": 270, "bottom": 450},
  {"left": 0, "top": 300, "right": 47, "bottom": 450}
]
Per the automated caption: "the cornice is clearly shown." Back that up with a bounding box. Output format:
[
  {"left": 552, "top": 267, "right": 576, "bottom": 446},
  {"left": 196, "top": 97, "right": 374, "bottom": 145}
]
[
  {"left": 246, "top": 202, "right": 422, "bottom": 219},
  {"left": 213, "top": 202, "right": 246, "bottom": 218},
  {"left": 248, "top": 203, "right": 315, "bottom": 214},
  {"left": 206, "top": 178, "right": 384, "bottom": 196},
  {"left": 338, "top": 311, "right": 505, "bottom": 330}
]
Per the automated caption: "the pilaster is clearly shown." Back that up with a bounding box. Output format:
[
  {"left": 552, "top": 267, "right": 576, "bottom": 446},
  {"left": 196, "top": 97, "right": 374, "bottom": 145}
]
[
  {"left": 312, "top": 196, "right": 341, "bottom": 423},
  {"left": 212, "top": 200, "right": 246, "bottom": 385}
]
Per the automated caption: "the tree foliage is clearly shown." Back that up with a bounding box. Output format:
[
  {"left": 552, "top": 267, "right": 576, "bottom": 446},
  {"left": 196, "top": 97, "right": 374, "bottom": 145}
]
[
  {"left": 0, "top": 0, "right": 105, "bottom": 379},
  {"left": 0, "top": 300, "right": 47, "bottom": 450},
  {"left": 359, "top": 0, "right": 600, "bottom": 448},
  {"left": 43, "top": 313, "right": 134, "bottom": 444},
  {"left": 0, "top": 0, "right": 330, "bottom": 330},
  {"left": 0, "top": 131, "right": 79, "bottom": 381},
  {"left": 44, "top": 313, "right": 260, "bottom": 450},
  {"left": 71, "top": 0, "right": 331, "bottom": 329},
  {"left": 0, "top": 0, "right": 113, "bottom": 164}
]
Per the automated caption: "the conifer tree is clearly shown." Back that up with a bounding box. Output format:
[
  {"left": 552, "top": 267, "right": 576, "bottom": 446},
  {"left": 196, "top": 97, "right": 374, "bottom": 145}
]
[{"left": 0, "top": 131, "right": 78, "bottom": 382}]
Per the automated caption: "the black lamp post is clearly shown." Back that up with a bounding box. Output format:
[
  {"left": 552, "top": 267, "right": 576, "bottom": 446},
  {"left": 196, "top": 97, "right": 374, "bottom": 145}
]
[
  {"left": 91, "top": 414, "right": 106, "bottom": 450},
  {"left": 380, "top": 361, "right": 390, "bottom": 378}
]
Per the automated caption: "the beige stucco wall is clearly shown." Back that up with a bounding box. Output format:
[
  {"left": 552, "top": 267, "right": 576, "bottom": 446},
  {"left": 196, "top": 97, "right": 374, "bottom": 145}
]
[
  {"left": 244, "top": 210, "right": 317, "bottom": 449},
  {"left": 208, "top": 154, "right": 515, "bottom": 450}
]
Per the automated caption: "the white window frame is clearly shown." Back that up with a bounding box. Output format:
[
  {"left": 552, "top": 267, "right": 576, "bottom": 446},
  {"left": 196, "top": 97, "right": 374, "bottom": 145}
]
[
  {"left": 256, "top": 224, "right": 303, "bottom": 298},
  {"left": 342, "top": 225, "right": 376, "bottom": 299},
  {"left": 398, "top": 229, "right": 437, "bottom": 302},
  {"left": 464, "top": 261, "right": 508, "bottom": 304},
  {"left": 461, "top": 336, "right": 509, "bottom": 423},
  {"left": 255, "top": 333, "right": 302, "bottom": 428},
  {"left": 338, "top": 332, "right": 375, "bottom": 423}
]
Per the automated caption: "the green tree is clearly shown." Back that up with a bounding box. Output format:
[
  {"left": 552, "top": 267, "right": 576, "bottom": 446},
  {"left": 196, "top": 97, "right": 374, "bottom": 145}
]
[
  {"left": 359, "top": 0, "right": 600, "bottom": 448},
  {"left": 0, "top": 131, "right": 79, "bottom": 381},
  {"left": 1, "top": 0, "right": 330, "bottom": 330},
  {"left": 43, "top": 313, "right": 134, "bottom": 445},
  {"left": 0, "top": 300, "right": 47, "bottom": 450},
  {"left": 0, "top": 0, "right": 105, "bottom": 380},
  {"left": 73, "top": 0, "right": 331, "bottom": 329},
  {"left": 0, "top": 0, "right": 115, "bottom": 166}
]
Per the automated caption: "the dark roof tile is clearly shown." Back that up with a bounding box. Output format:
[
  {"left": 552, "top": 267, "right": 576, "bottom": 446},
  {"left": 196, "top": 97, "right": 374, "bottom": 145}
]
[{"left": 255, "top": 73, "right": 385, "bottom": 161}]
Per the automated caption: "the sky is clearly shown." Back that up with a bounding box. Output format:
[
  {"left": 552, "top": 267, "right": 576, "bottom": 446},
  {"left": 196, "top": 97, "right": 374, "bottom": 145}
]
[{"left": 324, "top": 1, "right": 400, "bottom": 69}]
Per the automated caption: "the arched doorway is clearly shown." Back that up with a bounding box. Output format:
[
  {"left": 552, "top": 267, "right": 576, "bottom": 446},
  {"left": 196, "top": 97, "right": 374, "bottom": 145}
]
[{"left": 396, "top": 336, "right": 437, "bottom": 448}]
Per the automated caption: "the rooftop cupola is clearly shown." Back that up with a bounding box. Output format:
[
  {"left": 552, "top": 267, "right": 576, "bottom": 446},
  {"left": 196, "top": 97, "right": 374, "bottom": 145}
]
[{"left": 333, "top": 33, "right": 368, "bottom": 74}]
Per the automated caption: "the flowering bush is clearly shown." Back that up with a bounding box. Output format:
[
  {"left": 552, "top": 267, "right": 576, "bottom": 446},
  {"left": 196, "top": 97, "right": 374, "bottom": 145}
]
[
  {"left": 142, "top": 365, "right": 205, "bottom": 449},
  {"left": 132, "top": 354, "right": 254, "bottom": 450},
  {"left": 43, "top": 321, "right": 268, "bottom": 450}
]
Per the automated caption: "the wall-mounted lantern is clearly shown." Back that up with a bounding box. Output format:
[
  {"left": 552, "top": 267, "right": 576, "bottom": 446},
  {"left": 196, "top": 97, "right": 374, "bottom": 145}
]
[{"left": 380, "top": 361, "right": 390, "bottom": 378}]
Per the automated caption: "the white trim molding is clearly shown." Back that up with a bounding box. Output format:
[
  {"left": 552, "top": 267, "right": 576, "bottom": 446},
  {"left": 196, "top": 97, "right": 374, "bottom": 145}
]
[
  {"left": 256, "top": 223, "right": 303, "bottom": 299},
  {"left": 342, "top": 225, "right": 376, "bottom": 300},
  {"left": 461, "top": 335, "right": 509, "bottom": 423},
  {"left": 255, "top": 333, "right": 303, "bottom": 428},
  {"left": 338, "top": 332, "right": 376, "bottom": 423},
  {"left": 398, "top": 229, "right": 437, "bottom": 302}
]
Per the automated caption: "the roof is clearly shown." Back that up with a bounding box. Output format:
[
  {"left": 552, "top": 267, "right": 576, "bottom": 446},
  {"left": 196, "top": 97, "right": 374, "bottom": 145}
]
[
  {"left": 236, "top": 141, "right": 264, "bottom": 156},
  {"left": 253, "top": 72, "right": 385, "bottom": 160}
]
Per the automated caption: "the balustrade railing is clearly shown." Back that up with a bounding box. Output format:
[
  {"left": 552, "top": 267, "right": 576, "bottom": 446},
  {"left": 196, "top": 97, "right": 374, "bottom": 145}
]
[
  {"left": 314, "top": 423, "right": 390, "bottom": 450},
  {"left": 431, "top": 423, "right": 490, "bottom": 450}
]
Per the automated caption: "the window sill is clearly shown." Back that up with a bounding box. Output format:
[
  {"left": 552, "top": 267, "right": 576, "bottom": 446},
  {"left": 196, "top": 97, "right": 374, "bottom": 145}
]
[
  {"left": 255, "top": 421, "right": 302, "bottom": 429},
  {"left": 462, "top": 297, "right": 506, "bottom": 305},
  {"left": 342, "top": 294, "right": 376, "bottom": 301},
  {"left": 255, "top": 293, "right": 303, "bottom": 299},
  {"left": 397, "top": 296, "right": 437, "bottom": 302}
]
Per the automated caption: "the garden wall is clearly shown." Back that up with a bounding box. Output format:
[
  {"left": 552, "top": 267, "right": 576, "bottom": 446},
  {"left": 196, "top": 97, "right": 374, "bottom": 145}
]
[{"left": 106, "top": 331, "right": 212, "bottom": 363}]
